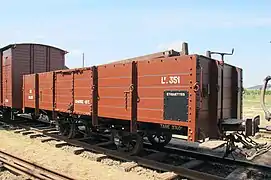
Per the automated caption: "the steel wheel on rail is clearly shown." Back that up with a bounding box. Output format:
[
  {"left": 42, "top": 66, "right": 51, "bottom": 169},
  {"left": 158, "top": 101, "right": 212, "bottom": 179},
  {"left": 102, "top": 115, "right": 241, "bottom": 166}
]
[
  {"left": 76, "top": 121, "right": 91, "bottom": 138},
  {"left": 58, "top": 118, "right": 77, "bottom": 139},
  {"left": 147, "top": 131, "right": 172, "bottom": 148},
  {"left": 112, "top": 131, "right": 143, "bottom": 155},
  {"left": 58, "top": 122, "right": 69, "bottom": 136},
  {"left": 67, "top": 120, "right": 77, "bottom": 139}
]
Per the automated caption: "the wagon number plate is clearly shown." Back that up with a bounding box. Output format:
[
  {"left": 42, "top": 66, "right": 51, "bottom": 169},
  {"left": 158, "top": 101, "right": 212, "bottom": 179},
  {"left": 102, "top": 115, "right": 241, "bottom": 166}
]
[{"left": 161, "top": 76, "right": 180, "bottom": 85}]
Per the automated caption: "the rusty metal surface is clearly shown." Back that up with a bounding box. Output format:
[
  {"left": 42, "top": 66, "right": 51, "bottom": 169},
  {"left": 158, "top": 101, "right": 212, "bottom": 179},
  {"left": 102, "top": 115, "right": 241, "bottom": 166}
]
[
  {"left": 22, "top": 74, "right": 36, "bottom": 109},
  {"left": 39, "top": 72, "right": 54, "bottom": 111},
  {"left": 1, "top": 43, "right": 66, "bottom": 109}
]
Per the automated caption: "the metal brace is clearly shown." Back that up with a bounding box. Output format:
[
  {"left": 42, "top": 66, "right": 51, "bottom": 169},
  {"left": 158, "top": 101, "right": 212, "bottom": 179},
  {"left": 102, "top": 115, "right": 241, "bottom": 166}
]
[{"left": 223, "top": 131, "right": 271, "bottom": 160}]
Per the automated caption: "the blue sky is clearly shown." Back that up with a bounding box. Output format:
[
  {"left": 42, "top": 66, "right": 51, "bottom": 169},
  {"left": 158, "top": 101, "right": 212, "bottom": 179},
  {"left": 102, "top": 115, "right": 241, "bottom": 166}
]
[{"left": 1, "top": 0, "right": 270, "bottom": 87}]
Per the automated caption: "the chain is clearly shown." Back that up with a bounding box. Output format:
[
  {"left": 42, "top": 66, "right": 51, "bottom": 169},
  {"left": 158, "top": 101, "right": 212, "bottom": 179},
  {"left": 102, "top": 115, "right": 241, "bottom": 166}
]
[{"left": 224, "top": 131, "right": 271, "bottom": 160}]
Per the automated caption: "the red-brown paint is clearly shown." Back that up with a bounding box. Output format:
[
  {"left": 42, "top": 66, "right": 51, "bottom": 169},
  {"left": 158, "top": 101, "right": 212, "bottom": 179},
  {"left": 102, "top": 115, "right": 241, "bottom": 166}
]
[
  {"left": 22, "top": 74, "right": 36, "bottom": 110},
  {"left": 22, "top": 53, "right": 243, "bottom": 142},
  {"left": 1, "top": 43, "right": 67, "bottom": 109},
  {"left": 39, "top": 72, "right": 54, "bottom": 111}
]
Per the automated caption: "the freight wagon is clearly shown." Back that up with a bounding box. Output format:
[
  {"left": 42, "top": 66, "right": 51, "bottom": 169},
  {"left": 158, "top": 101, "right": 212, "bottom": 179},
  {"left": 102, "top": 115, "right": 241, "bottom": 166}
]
[
  {"left": 0, "top": 43, "right": 67, "bottom": 120},
  {"left": 22, "top": 43, "right": 259, "bottom": 154}
]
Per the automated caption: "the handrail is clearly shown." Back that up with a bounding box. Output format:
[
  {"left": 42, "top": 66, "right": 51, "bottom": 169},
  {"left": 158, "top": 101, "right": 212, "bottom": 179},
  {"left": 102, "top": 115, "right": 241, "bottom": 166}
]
[{"left": 260, "top": 75, "right": 271, "bottom": 121}]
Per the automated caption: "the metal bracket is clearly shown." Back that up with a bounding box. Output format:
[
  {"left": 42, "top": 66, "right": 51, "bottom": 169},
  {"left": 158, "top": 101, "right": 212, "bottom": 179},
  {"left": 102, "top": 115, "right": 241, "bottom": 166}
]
[
  {"left": 124, "top": 84, "right": 134, "bottom": 110},
  {"left": 223, "top": 131, "right": 270, "bottom": 161}
]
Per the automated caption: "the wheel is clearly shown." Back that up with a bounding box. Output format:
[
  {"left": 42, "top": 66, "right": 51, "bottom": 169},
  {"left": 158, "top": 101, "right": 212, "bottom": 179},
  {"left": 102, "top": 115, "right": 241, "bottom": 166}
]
[
  {"left": 67, "top": 120, "right": 76, "bottom": 139},
  {"left": 31, "top": 113, "right": 37, "bottom": 121},
  {"left": 58, "top": 118, "right": 77, "bottom": 139},
  {"left": 147, "top": 131, "right": 172, "bottom": 148},
  {"left": 112, "top": 132, "right": 143, "bottom": 155},
  {"left": 76, "top": 121, "right": 91, "bottom": 138}
]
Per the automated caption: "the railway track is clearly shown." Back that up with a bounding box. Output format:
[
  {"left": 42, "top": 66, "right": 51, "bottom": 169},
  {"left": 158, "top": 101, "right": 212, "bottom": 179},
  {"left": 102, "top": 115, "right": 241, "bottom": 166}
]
[
  {"left": 0, "top": 149, "right": 75, "bottom": 180},
  {"left": 1, "top": 120, "right": 271, "bottom": 180}
]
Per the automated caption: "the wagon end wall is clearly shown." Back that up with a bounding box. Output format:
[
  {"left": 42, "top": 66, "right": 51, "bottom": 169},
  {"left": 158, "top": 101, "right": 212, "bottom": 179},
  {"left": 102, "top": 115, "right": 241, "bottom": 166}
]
[{"left": 196, "top": 55, "right": 243, "bottom": 139}]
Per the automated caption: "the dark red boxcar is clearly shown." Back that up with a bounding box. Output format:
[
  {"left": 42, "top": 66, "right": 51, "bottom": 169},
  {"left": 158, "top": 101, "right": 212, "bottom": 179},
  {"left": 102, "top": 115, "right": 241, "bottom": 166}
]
[{"left": 1, "top": 43, "right": 67, "bottom": 110}]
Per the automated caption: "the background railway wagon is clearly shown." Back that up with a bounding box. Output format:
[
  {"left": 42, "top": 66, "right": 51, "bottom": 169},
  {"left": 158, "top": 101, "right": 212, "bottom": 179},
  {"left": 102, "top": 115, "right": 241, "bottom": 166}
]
[
  {"left": 0, "top": 43, "right": 67, "bottom": 118},
  {"left": 23, "top": 68, "right": 94, "bottom": 118},
  {"left": 54, "top": 68, "right": 93, "bottom": 115}
]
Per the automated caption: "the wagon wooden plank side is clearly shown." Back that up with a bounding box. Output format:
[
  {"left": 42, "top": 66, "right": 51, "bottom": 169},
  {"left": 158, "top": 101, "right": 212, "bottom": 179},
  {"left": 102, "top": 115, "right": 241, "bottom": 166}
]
[
  {"left": 73, "top": 68, "right": 93, "bottom": 115},
  {"left": 22, "top": 74, "right": 37, "bottom": 110},
  {"left": 2, "top": 49, "right": 12, "bottom": 107},
  {"left": 137, "top": 55, "right": 198, "bottom": 141},
  {"left": 39, "top": 72, "right": 54, "bottom": 111},
  {"left": 0, "top": 50, "right": 2, "bottom": 106},
  {"left": 97, "top": 63, "right": 134, "bottom": 121},
  {"left": 54, "top": 70, "right": 73, "bottom": 113},
  {"left": 16, "top": 44, "right": 245, "bottom": 150}
]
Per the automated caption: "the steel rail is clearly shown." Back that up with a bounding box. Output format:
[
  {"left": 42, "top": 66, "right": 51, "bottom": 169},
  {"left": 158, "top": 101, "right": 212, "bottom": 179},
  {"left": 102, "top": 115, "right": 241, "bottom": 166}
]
[
  {"left": 6, "top": 122, "right": 271, "bottom": 179},
  {"left": 43, "top": 132, "right": 225, "bottom": 180},
  {"left": 0, "top": 150, "right": 75, "bottom": 180},
  {"left": 7, "top": 122, "right": 225, "bottom": 180},
  {"left": 156, "top": 144, "right": 271, "bottom": 172}
]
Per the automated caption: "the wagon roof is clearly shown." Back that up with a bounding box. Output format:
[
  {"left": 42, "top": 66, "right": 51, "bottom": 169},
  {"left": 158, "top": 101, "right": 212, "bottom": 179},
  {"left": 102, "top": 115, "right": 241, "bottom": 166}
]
[{"left": 0, "top": 43, "right": 68, "bottom": 54}]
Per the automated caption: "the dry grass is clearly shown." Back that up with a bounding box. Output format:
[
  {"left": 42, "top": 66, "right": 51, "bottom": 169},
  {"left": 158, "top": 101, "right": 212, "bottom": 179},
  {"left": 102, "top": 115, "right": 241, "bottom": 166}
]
[{"left": 243, "top": 95, "right": 271, "bottom": 127}]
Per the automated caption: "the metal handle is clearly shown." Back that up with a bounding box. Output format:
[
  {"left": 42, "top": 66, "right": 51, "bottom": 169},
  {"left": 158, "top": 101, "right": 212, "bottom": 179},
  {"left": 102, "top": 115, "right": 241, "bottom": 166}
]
[
  {"left": 40, "top": 91, "right": 42, "bottom": 101},
  {"left": 124, "top": 84, "right": 134, "bottom": 110},
  {"left": 261, "top": 76, "right": 271, "bottom": 121},
  {"left": 200, "top": 67, "right": 203, "bottom": 96},
  {"left": 124, "top": 91, "right": 129, "bottom": 110}
]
